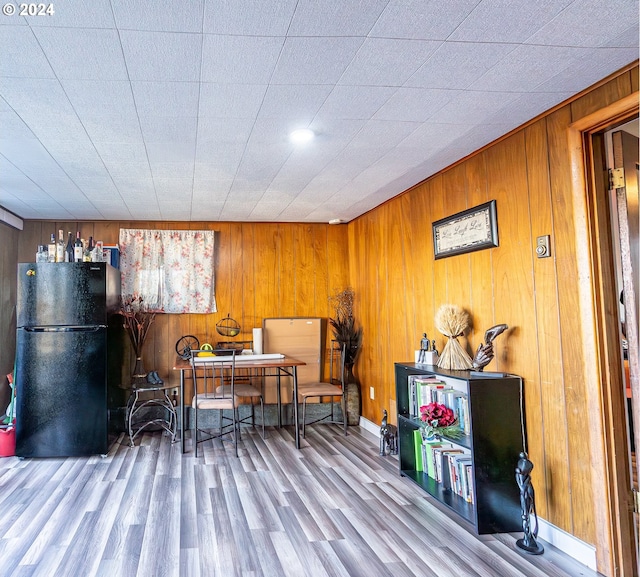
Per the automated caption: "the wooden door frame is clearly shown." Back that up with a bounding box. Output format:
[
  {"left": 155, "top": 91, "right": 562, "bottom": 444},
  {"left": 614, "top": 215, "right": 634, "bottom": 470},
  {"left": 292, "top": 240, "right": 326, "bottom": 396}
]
[{"left": 568, "top": 92, "right": 638, "bottom": 576}]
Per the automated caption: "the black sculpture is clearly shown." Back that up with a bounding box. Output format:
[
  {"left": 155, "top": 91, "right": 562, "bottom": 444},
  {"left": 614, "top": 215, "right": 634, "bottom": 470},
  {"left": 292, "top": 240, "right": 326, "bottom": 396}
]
[
  {"left": 417, "top": 333, "right": 430, "bottom": 363},
  {"left": 515, "top": 452, "right": 544, "bottom": 555},
  {"left": 379, "top": 409, "right": 398, "bottom": 456},
  {"left": 472, "top": 323, "right": 508, "bottom": 370}
]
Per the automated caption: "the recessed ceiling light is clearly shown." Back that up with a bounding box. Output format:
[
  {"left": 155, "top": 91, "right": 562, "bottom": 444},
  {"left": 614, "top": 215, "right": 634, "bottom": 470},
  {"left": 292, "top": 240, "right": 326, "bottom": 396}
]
[{"left": 289, "top": 128, "right": 315, "bottom": 144}]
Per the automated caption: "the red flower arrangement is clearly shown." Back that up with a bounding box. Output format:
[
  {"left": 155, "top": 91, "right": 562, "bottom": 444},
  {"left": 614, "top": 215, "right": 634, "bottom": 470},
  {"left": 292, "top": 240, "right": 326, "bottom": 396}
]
[{"left": 419, "top": 402, "right": 462, "bottom": 439}]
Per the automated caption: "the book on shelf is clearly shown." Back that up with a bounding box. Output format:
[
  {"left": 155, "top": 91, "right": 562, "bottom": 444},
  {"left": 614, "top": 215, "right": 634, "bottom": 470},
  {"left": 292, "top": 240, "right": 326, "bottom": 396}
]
[
  {"left": 413, "top": 429, "right": 424, "bottom": 471},
  {"left": 438, "top": 448, "right": 464, "bottom": 488},
  {"left": 423, "top": 441, "right": 453, "bottom": 480}
]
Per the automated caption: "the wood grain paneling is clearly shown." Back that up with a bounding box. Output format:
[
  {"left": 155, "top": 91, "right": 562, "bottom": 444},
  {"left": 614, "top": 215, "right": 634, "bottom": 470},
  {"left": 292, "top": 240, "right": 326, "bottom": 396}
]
[{"left": 346, "top": 66, "right": 637, "bottom": 573}]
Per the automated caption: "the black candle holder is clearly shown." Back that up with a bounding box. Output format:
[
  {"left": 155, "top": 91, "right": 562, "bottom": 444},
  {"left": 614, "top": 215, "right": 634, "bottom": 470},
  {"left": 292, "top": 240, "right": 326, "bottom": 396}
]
[{"left": 515, "top": 452, "right": 544, "bottom": 555}]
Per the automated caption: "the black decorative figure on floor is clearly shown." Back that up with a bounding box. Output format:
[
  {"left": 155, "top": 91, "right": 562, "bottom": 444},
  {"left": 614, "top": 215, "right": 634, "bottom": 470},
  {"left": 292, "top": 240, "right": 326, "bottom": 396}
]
[
  {"left": 379, "top": 409, "right": 398, "bottom": 456},
  {"left": 515, "top": 452, "right": 544, "bottom": 555}
]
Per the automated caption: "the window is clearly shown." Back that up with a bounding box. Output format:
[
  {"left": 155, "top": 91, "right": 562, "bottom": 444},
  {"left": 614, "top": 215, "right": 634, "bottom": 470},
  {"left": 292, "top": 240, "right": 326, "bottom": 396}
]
[{"left": 119, "top": 229, "right": 217, "bottom": 314}]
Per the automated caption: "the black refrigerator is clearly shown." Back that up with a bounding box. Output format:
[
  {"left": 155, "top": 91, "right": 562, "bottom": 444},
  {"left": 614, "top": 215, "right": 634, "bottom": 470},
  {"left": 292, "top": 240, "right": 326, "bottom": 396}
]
[{"left": 15, "top": 262, "right": 121, "bottom": 458}]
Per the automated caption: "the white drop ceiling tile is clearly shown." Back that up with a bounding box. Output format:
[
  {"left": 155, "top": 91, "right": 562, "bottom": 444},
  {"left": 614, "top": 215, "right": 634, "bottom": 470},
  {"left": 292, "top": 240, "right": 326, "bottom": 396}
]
[
  {"left": 248, "top": 202, "right": 287, "bottom": 221},
  {"left": 349, "top": 120, "right": 420, "bottom": 149},
  {"left": 534, "top": 47, "right": 639, "bottom": 93},
  {"left": 406, "top": 42, "right": 517, "bottom": 89},
  {"left": 259, "top": 84, "right": 333, "bottom": 119},
  {"left": 154, "top": 178, "right": 193, "bottom": 196},
  {"left": 525, "top": 0, "right": 640, "bottom": 48},
  {"left": 128, "top": 207, "right": 162, "bottom": 220},
  {"left": 139, "top": 116, "right": 197, "bottom": 143},
  {"left": 93, "top": 142, "right": 148, "bottom": 164},
  {"left": 484, "top": 92, "right": 574, "bottom": 127},
  {"left": 288, "top": 0, "right": 387, "bottom": 35},
  {"left": 120, "top": 31, "right": 202, "bottom": 82},
  {"left": 198, "top": 83, "right": 267, "bottom": 119},
  {"left": 197, "top": 117, "right": 255, "bottom": 144},
  {"left": 32, "top": 28, "right": 128, "bottom": 80},
  {"left": 187, "top": 204, "right": 224, "bottom": 221},
  {"left": 201, "top": 35, "right": 283, "bottom": 84},
  {"left": 28, "top": 116, "right": 89, "bottom": 143},
  {"left": 27, "top": 0, "right": 116, "bottom": 28},
  {"left": 194, "top": 160, "right": 240, "bottom": 181},
  {"left": 71, "top": 177, "right": 121, "bottom": 198},
  {"left": 435, "top": 91, "right": 520, "bottom": 125},
  {"left": 195, "top": 147, "right": 245, "bottom": 173},
  {"left": 146, "top": 141, "right": 196, "bottom": 164},
  {"left": 61, "top": 80, "right": 137, "bottom": 117},
  {"left": 131, "top": 81, "right": 200, "bottom": 118},
  {"left": 0, "top": 26, "right": 55, "bottom": 78},
  {"left": 150, "top": 162, "right": 195, "bottom": 180},
  {"left": 0, "top": 78, "right": 76, "bottom": 118},
  {"left": 373, "top": 87, "right": 455, "bottom": 122},
  {"left": 81, "top": 115, "right": 143, "bottom": 143},
  {"left": 397, "top": 122, "right": 471, "bottom": 152},
  {"left": 470, "top": 45, "right": 591, "bottom": 92},
  {"left": 370, "top": 0, "right": 480, "bottom": 40},
  {"left": 338, "top": 38, "right": 441, "bottom": 87},
  {"left": 0, "top": 110, "right": 38, "bottom": 140},
  {"left": 271, "top": 37, "right": 364, "bottom": 85},
  {"left": 218, "top": 203, "right": 259, "bottom": 221},
  {"left": 449, "top": 0, "right": 572, "bottom": 43},
  {"left": 203, "top": 0, "right": 296, "bottom": 35},
  {"left": 112, "top": 0, "right": 204, "bottom": 32},
  {"left": 604, "top": 25, "right": 640, "bottom": 48},
  {"left": 106, "top": 163, "right": 152, "bottom": 179},
  {"left": 317, "top": 86, "right": 396, "bottom": 120},
  {"left": 192, "top": 179, "right": 233, "bottom": 196}
]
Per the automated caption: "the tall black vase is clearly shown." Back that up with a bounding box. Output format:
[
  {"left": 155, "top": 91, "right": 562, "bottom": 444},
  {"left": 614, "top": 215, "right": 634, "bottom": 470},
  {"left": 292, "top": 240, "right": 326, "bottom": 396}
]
[{"left": 344, "top": 363, "right": 361, "bottom": 426}]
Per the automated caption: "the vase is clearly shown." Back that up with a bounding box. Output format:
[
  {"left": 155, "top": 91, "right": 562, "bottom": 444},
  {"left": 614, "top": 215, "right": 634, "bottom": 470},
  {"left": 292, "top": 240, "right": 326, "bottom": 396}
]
[
  {"left": 132, "top": 356, "right": 147, "bottom": 384},
  {"left": 344, "top": 363, "right": 361, "bottom": 426}
]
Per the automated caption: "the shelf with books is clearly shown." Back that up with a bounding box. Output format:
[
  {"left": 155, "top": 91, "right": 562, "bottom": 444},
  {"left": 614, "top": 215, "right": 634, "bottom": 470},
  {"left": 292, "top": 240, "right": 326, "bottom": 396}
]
[{"left": 395, "top": 362, "right": 524, "bottom": 535}]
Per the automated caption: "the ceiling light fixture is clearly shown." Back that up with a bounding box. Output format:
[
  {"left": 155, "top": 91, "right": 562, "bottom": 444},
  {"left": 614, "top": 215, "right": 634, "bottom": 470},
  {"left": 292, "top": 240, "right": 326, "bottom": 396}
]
[{"left": 289, "top": 128, "right": 315, "bottom": 144}]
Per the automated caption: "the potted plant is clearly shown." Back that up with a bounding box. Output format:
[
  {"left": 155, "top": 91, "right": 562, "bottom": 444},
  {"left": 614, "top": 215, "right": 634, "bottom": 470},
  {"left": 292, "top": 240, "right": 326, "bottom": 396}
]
[
  {"left": 329, "top": 288, "right": 363, "bottom": 425},
  {"left": 119, "top": 294, "right": 158, "bottom": 384}
]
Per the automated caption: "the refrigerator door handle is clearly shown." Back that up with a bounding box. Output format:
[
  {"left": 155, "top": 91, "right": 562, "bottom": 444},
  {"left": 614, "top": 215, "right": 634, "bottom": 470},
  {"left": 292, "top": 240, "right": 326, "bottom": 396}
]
[{"left": 23, "top": 326, "right": 106, "bottom": 332}]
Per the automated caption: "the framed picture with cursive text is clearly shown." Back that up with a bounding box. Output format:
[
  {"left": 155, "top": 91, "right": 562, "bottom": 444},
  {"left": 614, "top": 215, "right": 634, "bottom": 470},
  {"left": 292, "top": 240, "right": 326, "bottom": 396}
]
[{"left": 432, "top": 200, "right": 498, "bottom": 259}]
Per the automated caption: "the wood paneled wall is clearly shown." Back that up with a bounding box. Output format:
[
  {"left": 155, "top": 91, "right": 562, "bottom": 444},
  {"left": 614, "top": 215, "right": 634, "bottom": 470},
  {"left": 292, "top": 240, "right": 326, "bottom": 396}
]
[
  {"left": 17, "top": 222, "right": 349, "bottom": 397},
  {"left": 347, "top": 65, "right": 638, "bottom": 550},
  {"left": 0, "top": 222, "right": 19, "bottom": 411}
]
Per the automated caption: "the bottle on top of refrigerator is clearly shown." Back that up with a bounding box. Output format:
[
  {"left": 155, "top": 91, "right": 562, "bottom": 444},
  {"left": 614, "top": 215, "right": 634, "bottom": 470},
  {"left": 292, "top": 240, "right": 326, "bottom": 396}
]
[
  {"left": 65, "top": 232, "right": 74, "bottom": 262},
  {"left": 83, "top": 237, "right": 93, "bottom": 262},
  {"left": 56, "top": 229, "right": 65, "bottom": 263},
  {"left": 47, "top": 234, "right": 56, "bottom": 263},
  {"left": 74, "top": 232, "right": 83, "bottom": 262},
  {"left": 92, "top": 240, "right": 103, "bottom": 262},
  {"left": 36, "top": 245, "right": 48, "bottom": 263}
]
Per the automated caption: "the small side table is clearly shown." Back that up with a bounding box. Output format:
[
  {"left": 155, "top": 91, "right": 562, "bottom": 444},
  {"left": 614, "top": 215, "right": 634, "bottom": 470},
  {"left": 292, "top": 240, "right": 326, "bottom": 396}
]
[{"left": 126, "top": 381, "right": 177, "bottom": 447}]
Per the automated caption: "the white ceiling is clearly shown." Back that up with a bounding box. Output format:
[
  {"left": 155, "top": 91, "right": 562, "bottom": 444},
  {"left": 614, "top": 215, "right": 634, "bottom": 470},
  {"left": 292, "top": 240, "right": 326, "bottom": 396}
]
[{"left": 0, "top": 0, "right": 638, "bottom": 223}]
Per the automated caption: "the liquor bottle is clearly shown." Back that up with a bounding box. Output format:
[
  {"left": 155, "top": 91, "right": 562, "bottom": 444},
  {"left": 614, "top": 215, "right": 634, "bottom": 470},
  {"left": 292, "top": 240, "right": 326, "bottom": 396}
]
[
  {"left": 92, "top": 240, "right": 103, "bottom": 262},
  {"left": 83, "top": 236, "right": 93, "bottom": 262},
  {"left": 47, "top": 234, "right": 56, "bottom": 263},
  {"left": 74, "top": 232, "right": 83, "bottom": 263},
  {"left": 56, "top": 229, "right": 65, "bottom": 263},
  {"left": 65, "top": 232, "right": 74, "bottom": 262}
]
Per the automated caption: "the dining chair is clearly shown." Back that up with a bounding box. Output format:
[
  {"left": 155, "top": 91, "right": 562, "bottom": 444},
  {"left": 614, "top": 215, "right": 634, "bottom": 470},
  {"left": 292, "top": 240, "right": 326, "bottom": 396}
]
[
  {"left": 189, "top": 349, "right": 240, "bottom": 457},
  {"left": 297, "top": 341, "right": 348, "bottom": 438}
]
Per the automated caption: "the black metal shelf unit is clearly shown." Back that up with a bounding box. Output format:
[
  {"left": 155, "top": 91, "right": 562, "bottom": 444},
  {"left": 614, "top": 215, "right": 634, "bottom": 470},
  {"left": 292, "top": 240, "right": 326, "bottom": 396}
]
[{"left": 395, "top": 362, "right": 524, "bottom": 534}]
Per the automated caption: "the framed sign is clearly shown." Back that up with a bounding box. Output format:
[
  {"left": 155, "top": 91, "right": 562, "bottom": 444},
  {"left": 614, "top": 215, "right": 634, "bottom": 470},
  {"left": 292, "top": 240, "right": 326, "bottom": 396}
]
[{"left": 432, "top": 200, "right": 498, "bottom": 259}]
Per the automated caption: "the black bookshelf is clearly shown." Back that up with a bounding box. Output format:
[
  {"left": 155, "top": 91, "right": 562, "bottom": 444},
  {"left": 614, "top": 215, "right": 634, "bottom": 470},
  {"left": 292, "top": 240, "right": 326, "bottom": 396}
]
[{"left": 395, "top": 362, "right": 524, "bottom": 534}]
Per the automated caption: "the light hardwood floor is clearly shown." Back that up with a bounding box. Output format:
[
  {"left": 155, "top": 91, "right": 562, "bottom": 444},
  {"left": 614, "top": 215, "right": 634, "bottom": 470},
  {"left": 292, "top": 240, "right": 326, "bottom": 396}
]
[{"left": 0, "top": 425, "right": 601, "bottom": 577}]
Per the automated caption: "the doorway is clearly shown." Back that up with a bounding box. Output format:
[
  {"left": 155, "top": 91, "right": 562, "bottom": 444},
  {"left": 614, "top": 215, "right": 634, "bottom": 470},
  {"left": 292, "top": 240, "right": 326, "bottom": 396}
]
[
  {"left": 604, "top": 118, "right": 640, "bottom": 567},
  {"left": 572, "top": 96, "right": 639, "bottom": 575}
]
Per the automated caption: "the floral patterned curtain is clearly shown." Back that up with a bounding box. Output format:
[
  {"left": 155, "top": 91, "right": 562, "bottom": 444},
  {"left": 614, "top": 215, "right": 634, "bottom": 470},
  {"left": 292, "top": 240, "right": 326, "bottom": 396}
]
[{"left": 119, "top": 229, "right": 217, "bottom": 314}]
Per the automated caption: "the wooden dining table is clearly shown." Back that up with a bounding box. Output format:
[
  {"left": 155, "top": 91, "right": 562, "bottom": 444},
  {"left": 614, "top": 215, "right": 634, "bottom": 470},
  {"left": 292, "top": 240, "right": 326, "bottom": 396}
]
[{"left": 172, "top": 355, "right": 307, "bottom": 452}]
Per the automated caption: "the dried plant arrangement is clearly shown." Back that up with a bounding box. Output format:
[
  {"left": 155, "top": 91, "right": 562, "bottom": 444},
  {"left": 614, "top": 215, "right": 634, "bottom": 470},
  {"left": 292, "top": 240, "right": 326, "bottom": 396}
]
[{"left": 435, "top": 304, "right": 473, "bottom": 370}]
